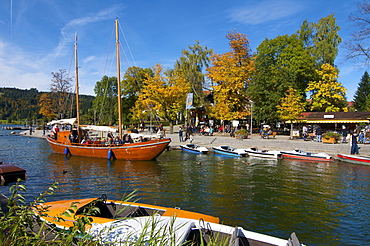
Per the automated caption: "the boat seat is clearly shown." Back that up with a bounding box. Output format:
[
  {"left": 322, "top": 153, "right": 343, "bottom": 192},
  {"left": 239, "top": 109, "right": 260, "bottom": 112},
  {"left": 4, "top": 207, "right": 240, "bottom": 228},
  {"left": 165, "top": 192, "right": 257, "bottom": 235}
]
[
  {"left": 230, "top": 227, "right": 250, "bottom": 246},
  {"left": 94, "top": 201, "right": 113, "bottom": 218}
]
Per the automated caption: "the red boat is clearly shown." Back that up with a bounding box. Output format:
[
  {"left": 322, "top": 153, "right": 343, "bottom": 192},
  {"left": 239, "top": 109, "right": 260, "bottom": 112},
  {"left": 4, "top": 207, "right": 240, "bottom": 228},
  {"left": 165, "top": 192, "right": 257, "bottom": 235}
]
[
  {"left": 337, "top": 153, "right": 370, "bottom": 165},
  {"left": 280, "top": 149, "right": 332, "bottom": 162}
]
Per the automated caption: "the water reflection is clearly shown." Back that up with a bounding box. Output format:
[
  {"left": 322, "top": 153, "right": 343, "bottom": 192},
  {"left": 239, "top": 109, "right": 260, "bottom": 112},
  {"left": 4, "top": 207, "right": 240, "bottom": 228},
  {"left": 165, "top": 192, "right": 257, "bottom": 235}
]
[{"left": 46, "top": 153, "right": 163, "bottom": 200}]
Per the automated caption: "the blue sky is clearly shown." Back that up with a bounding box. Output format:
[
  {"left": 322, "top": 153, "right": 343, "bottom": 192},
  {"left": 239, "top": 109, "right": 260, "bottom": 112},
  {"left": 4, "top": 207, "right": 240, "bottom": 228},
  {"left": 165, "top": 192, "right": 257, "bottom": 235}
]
[{"left": 0, "top": 0, "right": 365, "bottom": 100}]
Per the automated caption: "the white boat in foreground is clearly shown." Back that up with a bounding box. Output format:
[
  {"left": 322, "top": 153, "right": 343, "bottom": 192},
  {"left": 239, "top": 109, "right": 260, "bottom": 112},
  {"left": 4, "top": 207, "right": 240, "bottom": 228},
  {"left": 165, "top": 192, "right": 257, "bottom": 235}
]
[
  {"left": 281, "top": 149, "right": 332, "bottom": 162},
  {"left": 89, "top": 215, "right": 303, "bottom": 246},
  {"left": 244, "top": 147, "right": 282, "bottom": 159},
  {"left": 337, "top": 153, "right": 370, "bottom": 165},
  {"left": 212, "top": 146, "right": 247, "bottom": 157},
  {"left": 34, "top": 195, "right": 304, "bottom": 245},
  {"left": 180, "top": 144, "right": 209, "bottom": 154}
]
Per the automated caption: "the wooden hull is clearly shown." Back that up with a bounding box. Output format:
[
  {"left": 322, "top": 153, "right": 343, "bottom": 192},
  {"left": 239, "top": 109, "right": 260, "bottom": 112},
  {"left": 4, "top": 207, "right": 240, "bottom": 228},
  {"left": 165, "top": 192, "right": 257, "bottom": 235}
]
[
  {"left": 337, "top": 154, "right": 370, "bottom": 165},
  {"left": 46, "top": 135, "right": 171, "bottom": 160}
]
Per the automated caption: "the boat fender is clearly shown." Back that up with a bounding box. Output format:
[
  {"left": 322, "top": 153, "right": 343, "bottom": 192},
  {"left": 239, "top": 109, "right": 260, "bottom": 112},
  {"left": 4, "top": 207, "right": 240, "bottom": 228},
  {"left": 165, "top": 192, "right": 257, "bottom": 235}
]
[
  {"left": 64, "top": 148, "right": 70, "bottom": 156},
  {"left": 108, "top": 149, "right": 114, "bottom": 160}
]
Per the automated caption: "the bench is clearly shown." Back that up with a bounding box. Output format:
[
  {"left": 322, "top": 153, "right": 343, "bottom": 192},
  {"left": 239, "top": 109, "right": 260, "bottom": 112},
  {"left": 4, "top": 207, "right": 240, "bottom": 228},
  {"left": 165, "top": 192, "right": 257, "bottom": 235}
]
[{"left": 262, "top": 132, "right": 276, "bottom": 139}]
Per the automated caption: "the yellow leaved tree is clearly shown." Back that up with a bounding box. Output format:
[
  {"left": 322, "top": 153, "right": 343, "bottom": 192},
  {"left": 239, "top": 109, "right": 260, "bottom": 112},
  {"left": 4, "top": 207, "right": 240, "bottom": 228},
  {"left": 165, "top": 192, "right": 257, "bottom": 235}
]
[
  {"left": 39, "top": 93, "right": 56, "bottom": 120},
  {"left": 276, "top": 87, "right": 306, "bottom": 137},
  {"left": 131, "top": 64, "right": 190, "bottom": 134},
  {"left": 206, "top": 31, "right": 254, "bottom": 123},
  {"left": 306, "top": 63, "right": 347, "bottom": 112}
]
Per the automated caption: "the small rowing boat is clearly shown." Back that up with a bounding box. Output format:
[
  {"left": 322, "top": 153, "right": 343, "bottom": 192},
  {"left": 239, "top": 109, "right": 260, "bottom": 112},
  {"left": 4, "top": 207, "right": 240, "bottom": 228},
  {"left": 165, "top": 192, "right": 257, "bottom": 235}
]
[
  {"left": 280, "top": 149, "right": 332, "bottom": 162},
  {"left": 337, "top": 153, "right": 370, "bottom": 165}
]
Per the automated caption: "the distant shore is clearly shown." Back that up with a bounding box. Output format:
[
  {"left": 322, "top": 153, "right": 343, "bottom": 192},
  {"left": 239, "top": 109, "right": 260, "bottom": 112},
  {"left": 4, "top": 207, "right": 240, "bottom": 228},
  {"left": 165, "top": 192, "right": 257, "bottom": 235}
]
[{"left": 16, "top": 128, "right": 370, "bottom": 161}]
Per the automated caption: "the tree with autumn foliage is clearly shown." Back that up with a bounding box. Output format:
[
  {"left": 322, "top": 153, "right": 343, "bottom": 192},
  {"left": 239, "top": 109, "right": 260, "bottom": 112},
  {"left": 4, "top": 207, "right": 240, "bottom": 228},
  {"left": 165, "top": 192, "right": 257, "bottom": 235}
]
[
  {"left": 206, "top": 31, "right": 254, "bottom": 123},
  {"left": 38, "top": 93, "right": 56, "bottom": 120},
  {"left": 131, "top": 64, "right": 190, "bottom": 133},
  {"left": 306, "top": 63, "right": 347, "bottom": 112},
  {"left": 276, "top": 87, "right": 306, "bottom": 137}
]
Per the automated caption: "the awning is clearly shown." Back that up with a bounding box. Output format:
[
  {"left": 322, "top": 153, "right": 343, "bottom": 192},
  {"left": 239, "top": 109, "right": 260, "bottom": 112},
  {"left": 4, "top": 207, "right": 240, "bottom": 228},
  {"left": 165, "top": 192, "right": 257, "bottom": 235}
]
[
  {"left": 80, "top": 125, "right": 117, "bottom": 132},
  {"left": 286, "top": 119, "right": 370, "bottom": 124},
  {"left": 47, "top": 118, "right": 76, "bottom": 125},
  {"left": 305, "top": 120, "right": 370, "bottom": 123}
]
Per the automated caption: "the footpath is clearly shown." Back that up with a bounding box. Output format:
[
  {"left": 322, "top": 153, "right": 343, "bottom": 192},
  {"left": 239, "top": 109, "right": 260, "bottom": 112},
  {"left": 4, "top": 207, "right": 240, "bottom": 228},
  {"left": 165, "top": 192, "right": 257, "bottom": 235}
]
[{"left": 18, "top": 128, "right": 369, "bottom": 161}]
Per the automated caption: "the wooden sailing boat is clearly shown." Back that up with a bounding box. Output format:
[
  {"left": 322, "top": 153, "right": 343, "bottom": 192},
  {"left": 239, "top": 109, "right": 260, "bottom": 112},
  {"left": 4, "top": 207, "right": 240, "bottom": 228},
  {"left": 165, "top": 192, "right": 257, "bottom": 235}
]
[{"left": 46, "top": 19, "right": 171, "bottom": 160}]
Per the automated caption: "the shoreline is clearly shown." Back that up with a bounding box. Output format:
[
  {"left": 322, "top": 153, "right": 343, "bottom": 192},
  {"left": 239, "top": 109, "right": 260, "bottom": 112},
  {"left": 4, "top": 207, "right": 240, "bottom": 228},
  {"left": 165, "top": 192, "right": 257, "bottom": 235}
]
[{"left": 17, "top": 129, "right": 369, "bottom": 161}]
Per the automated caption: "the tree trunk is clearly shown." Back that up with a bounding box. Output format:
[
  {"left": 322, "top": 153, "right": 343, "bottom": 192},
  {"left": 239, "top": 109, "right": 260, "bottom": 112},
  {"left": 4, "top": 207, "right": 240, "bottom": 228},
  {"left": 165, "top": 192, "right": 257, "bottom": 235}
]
[
  {"left": 290, "top": 123, "right": 293, "bottom": 139},
  {"left": 169, "top": 121, "right": 174, "bottom": 134}
]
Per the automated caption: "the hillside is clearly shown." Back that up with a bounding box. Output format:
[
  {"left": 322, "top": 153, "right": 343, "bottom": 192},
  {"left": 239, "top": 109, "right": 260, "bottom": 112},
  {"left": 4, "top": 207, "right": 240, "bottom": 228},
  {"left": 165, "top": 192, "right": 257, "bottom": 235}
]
[{"left": 0, "top": 87, "right": 94, "bottom": 123}]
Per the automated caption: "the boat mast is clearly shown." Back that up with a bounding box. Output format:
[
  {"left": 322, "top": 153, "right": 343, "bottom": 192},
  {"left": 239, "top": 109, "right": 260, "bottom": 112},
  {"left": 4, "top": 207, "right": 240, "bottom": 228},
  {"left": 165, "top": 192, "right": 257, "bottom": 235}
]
[
  {"left": 115, "top": 18, "right": 122, "bottom": 139},
  {"left": 74, "top": 34, "right": 81, "bottom": 141}
]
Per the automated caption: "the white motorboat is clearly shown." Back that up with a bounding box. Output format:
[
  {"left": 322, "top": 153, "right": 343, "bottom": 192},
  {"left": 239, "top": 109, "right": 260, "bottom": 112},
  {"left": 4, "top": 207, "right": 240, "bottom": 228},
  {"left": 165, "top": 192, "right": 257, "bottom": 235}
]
[
  {"left": 337, "top": 153, "right": 370, "bottom": 165},
  {"left": 212, "top": 146, "right": 247, "bottom": 157},
  {"left": 281, "top": 149, "right": 332, "bottom": 162},
  {"left": 180, "top": 144, "right": 209, "bottom": 154},
  {"left": 244, "top": 147, "right": 282, "bottom": 159}
]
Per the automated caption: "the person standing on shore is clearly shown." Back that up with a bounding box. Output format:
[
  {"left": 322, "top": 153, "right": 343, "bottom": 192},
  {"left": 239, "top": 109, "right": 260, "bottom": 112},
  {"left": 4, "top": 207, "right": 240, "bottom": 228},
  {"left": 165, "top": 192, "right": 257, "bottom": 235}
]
[
  {"left": 316, "top": 125, "right": 322, "bottom": 142},
  {"left": 342, "top": 125, "right": 348, "bottom": 143},
  {"left": 350, "top": 129, "right": 359, "bottom": 155},
  {"left": 178, "top": 126, "right": 183, "bottom": 142}
]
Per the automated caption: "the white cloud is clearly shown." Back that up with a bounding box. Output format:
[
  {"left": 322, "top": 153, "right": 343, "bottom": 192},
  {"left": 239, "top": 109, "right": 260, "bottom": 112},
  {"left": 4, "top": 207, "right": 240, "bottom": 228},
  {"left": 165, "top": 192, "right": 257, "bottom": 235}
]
[
  {"left": 51, "top": 6, "right": 122, "bottom": 60},
  {"left": 228, "top": 0, "right": 304, "bottom": 25}
]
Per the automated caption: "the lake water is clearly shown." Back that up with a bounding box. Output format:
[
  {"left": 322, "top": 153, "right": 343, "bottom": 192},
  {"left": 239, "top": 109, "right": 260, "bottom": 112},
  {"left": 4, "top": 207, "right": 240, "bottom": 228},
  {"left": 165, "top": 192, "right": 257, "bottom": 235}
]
[{"left": 0, "top": 126, "right": 369, "bottom": 245}]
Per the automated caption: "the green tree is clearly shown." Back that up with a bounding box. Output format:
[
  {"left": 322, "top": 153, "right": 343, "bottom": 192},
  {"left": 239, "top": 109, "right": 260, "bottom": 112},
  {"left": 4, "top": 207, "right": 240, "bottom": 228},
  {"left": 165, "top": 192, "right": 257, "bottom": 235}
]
[
  {"left": 121, "top": 66, "right": 154, "bottom": 124},
  {"left": 312, "top": 14, "right": 342, "bottom": 67},
  {"left": 353, "top": 71, "right": 370, "bottom": 111},
  {"left": 175, "top": 41, "right": 213, "bottom": 108},
  {"left": 248, "top": 34, "right": 314, "bottom": 123},
  {"left": 206, "top": 31, "right": 254, "bottom": 122},
  {"left": 92, "top": 76, "right": 118, "bottom": 125},
  {"left": 132, "top": 64, "right": 190, "bottom": 133},
  {"left": 306, "top": 63, "right": 347, "bottom": 112},
  {"left": 276, "top": 87, "right": 306, "bottom": 137}
]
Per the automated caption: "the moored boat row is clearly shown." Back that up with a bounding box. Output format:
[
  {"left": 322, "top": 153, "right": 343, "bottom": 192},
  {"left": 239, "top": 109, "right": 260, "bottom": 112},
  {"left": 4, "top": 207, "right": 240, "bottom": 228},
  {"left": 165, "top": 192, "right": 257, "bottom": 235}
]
[{"left": 181, "top": 144, "right": 334, "bottom": 161}]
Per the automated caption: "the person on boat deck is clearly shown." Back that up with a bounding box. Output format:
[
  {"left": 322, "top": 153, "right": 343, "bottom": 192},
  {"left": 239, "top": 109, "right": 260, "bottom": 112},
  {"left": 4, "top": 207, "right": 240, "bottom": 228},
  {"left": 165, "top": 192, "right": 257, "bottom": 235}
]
[
  {"left": 107, "top": 132, "right": 114, "bottom": 139},
  {"left": 350, "top": 129, "right": 359, "bottom": 155},
  {"left": 132, "top": 127, "right": 139, "bottom": 134},
  {"left": 101, "top": 138, "right": 106, "bottom": 145},
  {"left": 123, "top": 135, "right": 134, "bottom": 144},
  {"left": 52, "top": 124, "right": 59, "bottom": 140},
  {"left": 113, "top": 137, "right": 122, "bottom": 145},
  {"left": 81, "top": 138, "right": 86, "bottom": 144},
  {"left": 106, "top": 137, "right": 113, "bottom": 145}
]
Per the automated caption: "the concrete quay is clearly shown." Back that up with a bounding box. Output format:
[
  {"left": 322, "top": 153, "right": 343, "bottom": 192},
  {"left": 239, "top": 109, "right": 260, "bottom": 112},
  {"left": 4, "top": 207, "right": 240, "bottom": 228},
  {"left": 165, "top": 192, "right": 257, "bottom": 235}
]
[{"left": 18, "top": 128, "right": 369, "bottom": 160}]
